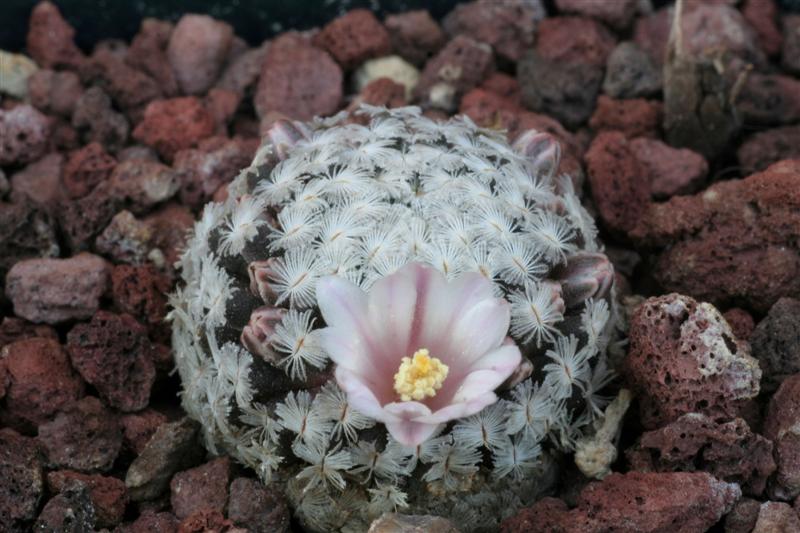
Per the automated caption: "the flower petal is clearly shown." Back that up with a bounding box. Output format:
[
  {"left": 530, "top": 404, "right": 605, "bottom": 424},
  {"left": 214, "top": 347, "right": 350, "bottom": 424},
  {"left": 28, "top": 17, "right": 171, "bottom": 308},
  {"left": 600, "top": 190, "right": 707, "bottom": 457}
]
[
  {"left": 383, "top": 401, "right": 440, "bottom": 446},
  {"left": 335, "top": 366, "right": 388, "bottom": 420},
  {"left": 317, "top": 275, "right": 371, "bottom": 337},
  {"left": 468, "top": 345, "right": 522, "bottom": 376},
  {"left": 366, "top": 264, "right": 419, "bottom": 366},
  {"left": 424, "top": 391, "right": 498, "bottom": 424},
  {"left": 317, "top": 326, "right": 373, "bottom": 374},
  {"left": 446, "top": 297, "right": 511, "bottom": 365}
]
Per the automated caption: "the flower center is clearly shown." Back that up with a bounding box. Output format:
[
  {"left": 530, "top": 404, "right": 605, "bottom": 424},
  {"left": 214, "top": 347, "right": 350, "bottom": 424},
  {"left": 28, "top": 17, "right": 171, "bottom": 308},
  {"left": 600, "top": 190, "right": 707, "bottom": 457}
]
[{"left": 393, "top": 348, "right": 449, "bottom": 402}]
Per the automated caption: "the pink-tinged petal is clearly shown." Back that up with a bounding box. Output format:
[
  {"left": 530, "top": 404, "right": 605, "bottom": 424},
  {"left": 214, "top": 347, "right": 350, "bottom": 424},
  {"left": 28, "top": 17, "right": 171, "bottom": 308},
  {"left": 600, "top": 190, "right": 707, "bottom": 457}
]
[
  {"left": 335, "top": 366, "right": 388, "bottom": 420},
  {"left": 446, "top": 298, "right": 511, "bottom": 366},
  {"left": 469, "top": 345, "right": 522, "bottom": 375},
  {"left": 383, "top": 401, "right": 440, "bottom": 446},
  {"left": 424, "top": 391, "right": 498, "bottom": 424},
  {"left": 366, "top": 265, "right": 419, "bottom": 366},
  {"left": 317, "top": 327, "right": 372, "bottom": 374},
  {"left": 317, "top": 275, "right": 369, "bottom": 332},
  {"left": 452, "top": 370, "right": 512, "bottom": 404}
]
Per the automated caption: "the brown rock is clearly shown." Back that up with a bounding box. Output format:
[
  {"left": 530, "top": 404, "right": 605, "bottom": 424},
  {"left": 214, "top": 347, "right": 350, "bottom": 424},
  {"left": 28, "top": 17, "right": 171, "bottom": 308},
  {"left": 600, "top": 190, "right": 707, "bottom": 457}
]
[
  {"left": 0, "top": 104, "right": 51, "bottom": 166},
  {"left": 177, "top": 509, "right": 235, "bottom": 533},
  {"left": 83, "top": 48, "right": 162, "bottom": 111},
  {"left": 313, "top": 9, "right": 391, "bottom": 70},
  {"left": 27, "top": 69, "right": 83, "bottom": 117},
  {"left": 72, "top": 86, "right": 130, "bottom": 153},
  {"left": 123, "top": 510, "right": 179, "bottom": 533},
  {"left": 111, "top": 264, "right": 171, "bottom": 326},
  {"left": 126, "top": 18, "right": 179, "bottom": 97},
  {"left": 384, "top": 10, "right": 446, "bottom": 67},
  {"left": 227, "top": 478, "right": 290, "bottom": 533},
  {"left": 369, "top": 512, "right": 460, "bottom": 533},
  {"left": 584, "top": 131, "right": 651, "bottom": 235},
  {"left": 624, "top": 293, "right": 761, "bottom": 429},
  {"left": 109, "top": 159, "right": 180, "bottom": 213},
  {"left": 0, "top": 317, "right": 57, "bottom": 348},
  {"left": 589, "top": 95, "right": 662, "bottom": 139},
  {"left": 626, "top": 413, "right": 774, "bottom": 495},
  {"left": 0, "top": 429, "right": 45, "bottom": 530},
  {"left": 442, "top": 0, "right": 536, "bottom": 63},
  {"left": 167, "top": 14, "right": 233, "bottom": 95},
  {"left": 501, "top": 471, "right": 741, "bottom": 533},
  {"left": 742, "top": 0, "right": 783, "bottom": 57},
  {"left": 58, "top": 181, "right": 120, "bottom": 249},
  {"left": 0, "top": 338, "right": 83, "bottom": 432},
  {"left": 215, "top": 42, "right": 269, "bottom": 95},
  {"left": 142, "top": 203, "right": 195, "bottom": 270},
  {"left": 680, "top": 2, "right": 765, "bottom": 65},
  {"left": 0, "top": 202, "right": 59, "bottom": 282},
  {"left": 67, "top": 311, "right": 156, "bottom": 412},
  {"left": 125, "top": 418, "right": 204, "bottom": 502},
  {"left": 722, "top": 308, "right": 756, "bottom": 341},
  {"left": 133, "top": 97, "right": 215, "bottom": 162},
  {"left": 633, "top": 6, "right": 672, "bottom": 65},
  {"left": 9, "top": 152, "right": 63, "bottom": 207},
  {"left": 631, "top": 160, "right": 800, "bottom": 313},
  {"left": 536, "top": 16, "right": 616, "bottom": 68},
  {"left": 254, "top": 32, "right": 343, "bottom": 121},
  {"left": 783, "top": 15, "right": 800, "bottom": 75},
  {"left": 350, "top": 77, "right": 407, "bottom": 111},
  {"left": 47, "top": 470, "right": 128, "bottom": 528},
  {"left": 38, "top": 396, "right": 123, "bottom": 472},
  {"left": 603, "top": 41, "right": 662, "bottom": 99},
  {"left": 764, "top": 374, "right": 800, "bottom": 501},
  {"left": 34, "top": 481, "right": 96, "bottom": 532},
  {"left": 752, "top": 501, "right": 800, "bottom": 533},
  {"left": 171, "top": 457, "right": 231, "bottom": 520},
  {"left": 737, "top": 73, "right": 800, "bottom": 127},
  {"left": 725, "top": 498, "right": 762, "bottom": 533},
  {"left": 737, "top": 125, "right": 800, "bottom": 174},
  {"left": 750, "top": 298, "right": 800, "bottom": 393},
  {"left": 414, "top": 35, "right": 494, "bottom": 112},
  {"left": 555, "top": 0, "right": 638, "bottom": 30},
  {"left": 5, "top": 253, "right": 110, "bottom": 324},
  {"left": 120, "top": 409, "right": 168, "bottom": 455},
  {"left": 205, "top": 88, "right": 241, "bottom": 134},
  {"left": 629, "top": 137, "right": 707, "bottom": 199},
  {"left": 63, "top": 142, "right": 117, "bottom": 199},
  {"left": 173, "top": 136, "right": 257, "bottom": 208},
  {"left": 26, "top": 1, "right": 85, "bottom": 70}
]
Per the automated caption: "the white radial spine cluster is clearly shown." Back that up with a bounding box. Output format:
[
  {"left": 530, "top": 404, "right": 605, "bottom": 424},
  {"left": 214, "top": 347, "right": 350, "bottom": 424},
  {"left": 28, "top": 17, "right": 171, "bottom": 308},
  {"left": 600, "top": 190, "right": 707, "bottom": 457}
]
[{"left": 170, "top": 105, "right": 619, "bottom": 532}]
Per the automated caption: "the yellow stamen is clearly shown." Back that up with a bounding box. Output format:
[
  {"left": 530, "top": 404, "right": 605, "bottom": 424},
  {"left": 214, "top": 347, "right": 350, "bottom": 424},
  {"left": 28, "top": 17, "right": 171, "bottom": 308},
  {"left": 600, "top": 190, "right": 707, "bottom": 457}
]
[{"left": 393, "top": 348, "right": 449, "bottom": 402}]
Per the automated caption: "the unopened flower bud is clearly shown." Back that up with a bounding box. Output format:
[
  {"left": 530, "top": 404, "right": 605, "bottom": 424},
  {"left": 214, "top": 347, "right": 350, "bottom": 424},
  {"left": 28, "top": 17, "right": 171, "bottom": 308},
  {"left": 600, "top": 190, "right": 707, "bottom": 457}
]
[{"left": 241, "top": 306, "right": 287, "bottom": 364}]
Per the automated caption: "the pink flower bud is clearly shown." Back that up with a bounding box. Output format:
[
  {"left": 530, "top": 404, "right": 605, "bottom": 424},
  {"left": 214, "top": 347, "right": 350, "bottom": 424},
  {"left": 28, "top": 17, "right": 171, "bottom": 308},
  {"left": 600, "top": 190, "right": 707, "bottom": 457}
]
[{"left": 240, "top": 306, "right": 287, "bottom": 364}]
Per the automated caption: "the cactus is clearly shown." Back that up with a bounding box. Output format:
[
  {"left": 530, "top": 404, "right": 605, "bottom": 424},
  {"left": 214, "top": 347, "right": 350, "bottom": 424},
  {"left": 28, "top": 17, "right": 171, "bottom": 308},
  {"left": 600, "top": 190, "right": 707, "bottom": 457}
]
[{"left": 170, "top": 105, "right": 618, "bottom": 531}]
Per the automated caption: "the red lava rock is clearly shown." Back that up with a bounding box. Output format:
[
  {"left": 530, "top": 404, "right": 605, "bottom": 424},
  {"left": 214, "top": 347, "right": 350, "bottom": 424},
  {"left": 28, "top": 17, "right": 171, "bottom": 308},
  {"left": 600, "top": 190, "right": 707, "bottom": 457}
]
[
  {"left": 349, "top": 77, "right": 407, "bottom": 111},
  {"left": 205, "top": 88, "right": 242, "bottom": 134},
  {"left": 58, "top": 181, "right": 120, "bottom": 249},
  {"left": 142, "top": 203, "right": 195, "bottom": 270},
  {"left": 0, "top": 202, "right": 59, "bottom": 282},
  {"left": 0, "top": 338, "right": 83, "bottom": 432},
  {"left": 737, "top": 72, "right": 800, "bottom": 127},
  {"left": 67, "top": 310, "right": 157, "bottom": 412},
  {"left": 584, "top": 131, "right": 650, "bottom": 235},
  {"left": 603, "top": 41, "right": 662, "bottom": 99},
  {"left": 173, "top": 136, "right": 258, "bottom": 208},
  {"left": 120, "top": 409, "right": 168, "bottom": 455},
  {"left": 723, "top": 307, "right": 756, "bottom": 341},
  {"left": 750, "top": 298, "right": 800, "bottom": 393},
  {"left": 96, "top": 212, "right": 151, "bottom": 265},
  {"left": 34, "top": 480, "right": 96, "bottom": 532},
  {"left": 47, "top": 470, "right": 128, "bottom": 528},
  {"left": 414, "top": 35, "right": 494, "bottom": 112},
  {"left": 5, "top": 252, "right": 110, "bottom": 324},
  {"left": 501, "top": 471, "right": 741, "bottom": 533},
  {"left": 442, "top": 0, "right": 536, "bottom": 63},
  {"left": 254, "top": 32, "right": 343, "bottom": 121},
  {"left": 752, "top": 501, "right": 800, "bottom": 533},
  {"left": 109, "top": 159, "right": 180, "bottom": 213},
  {"left": 177, "top": 509, "right": 236, "bottom": 533},
  {"left": 313, "top": 9, "right": 392, "bottom": 70},
  {"left": 725, "top": 498, "right": 762, "bottom": 533},
  {"left": 681, "top": 2, "right": 765, "bottom": 66},
  {"left": 9, "top": 152, "right": 64, "bottom": 207},
  {"left": 0, "top": 428, "right": 45, "bottom": 530},
  {"left": 118, "top": 144, "right": 160, "bottom": 162},
  {"left": 227, "top": 477, "right": 290, "bottom": 533},
  {"left": 480, "top": 72, "right": 520, "bottom": 104},
  {"left": 63, "top": 142, "right": 117, "bottom": 199},
  {"left": 737, "top": 124, "right": 800, "bottom": 174},
  {"left": 633, "top": 6, "right": 672, "bottom": 65},
  {"left": 0, "top": 317, "right": 58, "bottom": 347},
  {"left": 555, "top": 0, "right": 637, "bottom": 30},
  {"left": 626, "top": 413, "right": 774, "bottom": 495},
  {"left": 72, "top": 86, "right": 130, "bottom": 153},
  {"left": 127, "top": 18, "right": 180, "bottom": 98},
  {"left": 37, "top": 396, "right": 123, "bottom": 472},
  {"left": 216, "top": 42, "right": 269, "bottom": 96},
  {"left": 624, "top": 293, "right": 761, "bottom": 429},
  {"left": 170, "top": 457, "right": 231, "bottom": 520},
  {"left": 764, "top": 374, "right": 800, "bottom": 501},
  {"left": 123, "top": 510, "right": 179, "bottom": 533},
  {"left": 742, "top": 0, "right": 783, "bottom": 57},
  {"left": 536, "top": 16, "right": 616, "bottom": 68},
  {"left": 629, "top": 137, "right": 707, "bottom": 199},
  {"left": 84, "top": 48, "right": 162, "bottom": 112},
  {"left": 111, "top": 264, "right": 171, "bottom": 326},
  {"left": 133, "top": 97, "right": 216, "bottom": 162},
  {"left": 0, "top": 104, "right": 52, "bottom": 166},
  {"left": 589, "top": 95, "right": 663, "bottom": 139},
  {"left": 26, "top": 1, "right": 86, "bottom": 70},
  {"left": 783, "top": 15, "right": 800, "bottom": 75},
  {"left": 384, "top": 10, "right": 446, "bottom": 67},
  {"left": 167, "top": 14, "right": 234, "bottom": 95},
  {"left": 631, "top": 160, "right": 800, "bottom": 313},
  {"left": 27, "top": 69, "right": 83, "bottom": 117}
]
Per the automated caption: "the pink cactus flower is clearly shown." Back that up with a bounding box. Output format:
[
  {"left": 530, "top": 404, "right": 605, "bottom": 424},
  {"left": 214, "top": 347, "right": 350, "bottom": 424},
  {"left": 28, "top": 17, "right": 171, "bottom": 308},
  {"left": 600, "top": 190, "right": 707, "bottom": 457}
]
[{"left": 316, "top": 262, "right": 522, "bottom": 446}]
